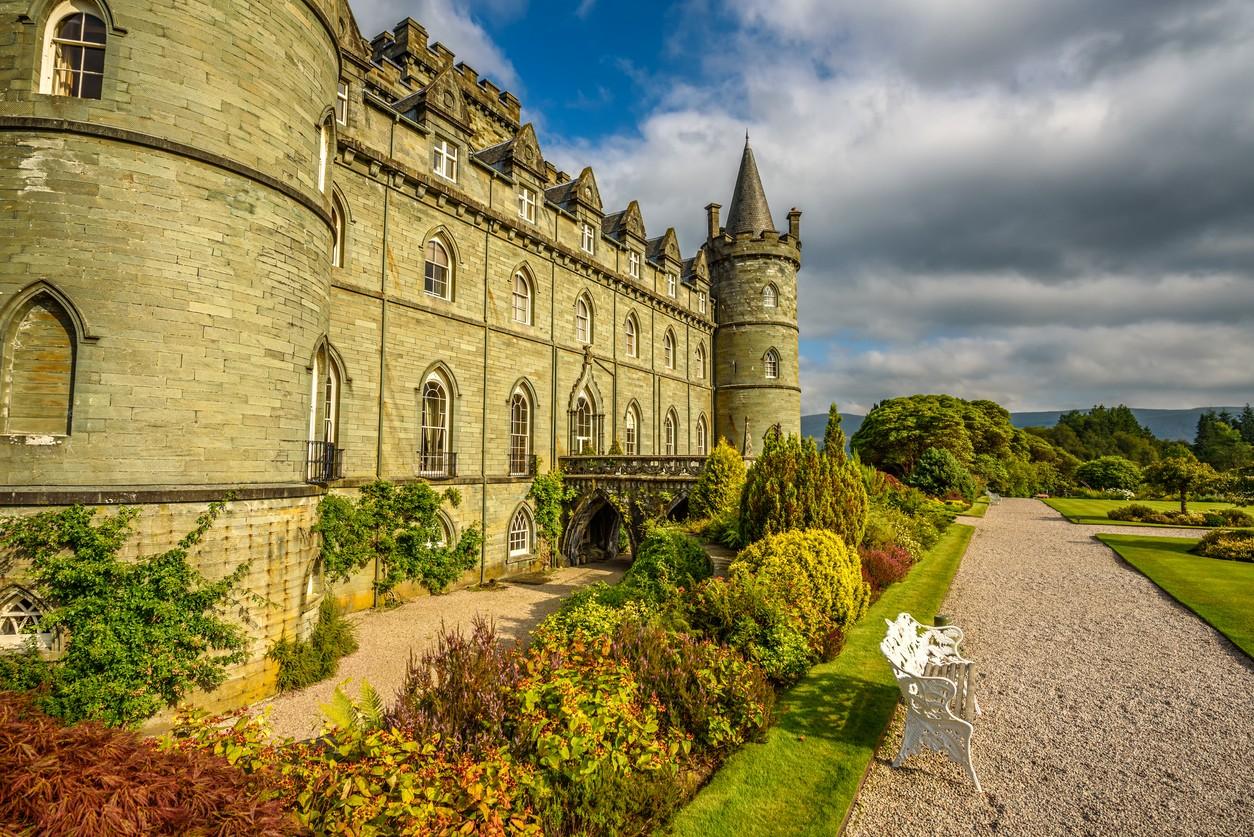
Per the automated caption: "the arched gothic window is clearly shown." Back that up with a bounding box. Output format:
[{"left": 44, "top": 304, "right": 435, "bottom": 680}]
[
  {"left": 764, "top": 348, "right": 780, "bottom": 379},
  {"left": 512, "top": 272, "right": 532, "bottom": 325},
  {"left": 624, "top": 314, "right": 638, "bottom": 358},
  {"left": 306, "top": 342, "right": 343, "bottom": 482},
  {"left": 624, "top": 403, "right": 639, "bottom": 455},
  {"left": 663, "top": 330, "right": 675, "bottom": 369},
  {"left": 424, "top": 238, "right": 452, "bottom": 299},
  {"left": 331, "top": 195, "right": 345, "bottom": 267},
  {"left": 0, "top": 588, "right": 53, "bottom": 650},
  {"left": 2, "top": 292, "right": 76, "bottom": 436},
  {"left": 573, "top": 395, "right": 594, "bottom": 454},
  {"left": 695, "top": 342, "right": 706, "bottom": 379},
  {"left": 420, "top": 373, "right": 452, "bottom": 476},
  {"left": 763, "top": 283, "right": 779, "bottom": 308},
  {"left": 41, "top": 4, "right": 106, "bottom": 99},
  {"left": 696, "top": 415, "right": 709, "bottom": 456},
  {"left": 508, "top": 506, "right": 533, "bottom": 558},
  {"left": 575, "top": 295, "right": 593, "bottom": 344},
  {"left": 318, "top": 115, "right": 333, "bottom": 194},
  {"left": 509, "top": 387, "right": 531, "bottom": 476},
  {"left": 664, "top": 410, "right": 678, "bottom": 455}
]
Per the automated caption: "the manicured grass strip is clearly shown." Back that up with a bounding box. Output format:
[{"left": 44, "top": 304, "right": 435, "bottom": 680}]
[
  {"left": 957, "top": 498, "right": 989, "bottom": 518},
  {"left": 1044, "top": 498, "right": 1241, "bottom": 527},
  {"left": 1097, "top": 534, "right": 1254, "bottom": 659},
  {"left": 664, "top": 524, "right": 975, "bottom": 837}
]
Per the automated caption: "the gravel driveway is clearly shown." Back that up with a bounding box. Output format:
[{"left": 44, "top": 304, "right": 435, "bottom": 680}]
[
  {"left": 252, "top": 560, "right": 627, "bottom": 740},
  {"left": 846, "top": 499, "right": 1254, "bottom": 837}
]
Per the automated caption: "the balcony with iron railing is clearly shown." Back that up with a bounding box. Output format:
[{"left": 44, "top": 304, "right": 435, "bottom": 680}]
[
  {"left": 305, "top": 441, "right": 344, "bottom": 484},
  {"left": 417, "top": 450, "right": 458, "bottom": 479},
  {"left": 557, "top": 454, "right": 706, "bottom": 479}
]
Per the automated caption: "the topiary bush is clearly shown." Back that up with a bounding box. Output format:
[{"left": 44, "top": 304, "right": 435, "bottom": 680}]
[
  {"left": 268, "top": 598, "right": 358, "bottom": 692},
  {"left": 1192, "top": 528, "right": 1254, "bottom": 562},
  {"left": 690, "top": 439, "right": 747, "bottom": 520}
]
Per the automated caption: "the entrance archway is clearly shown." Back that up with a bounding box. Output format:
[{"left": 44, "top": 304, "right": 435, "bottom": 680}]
[{"left": 562, "top": 492, "right": 628, "bottom": 566}]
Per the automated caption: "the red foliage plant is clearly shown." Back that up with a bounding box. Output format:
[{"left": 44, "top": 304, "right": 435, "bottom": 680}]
[
  {"left": 859, "top": 544, "right": 914, "bottom": 593},
  {"left": 0, "top": 691, "right": 300, "bottom": 836}
]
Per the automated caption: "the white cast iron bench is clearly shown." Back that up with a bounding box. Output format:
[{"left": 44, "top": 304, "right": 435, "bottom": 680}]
[
  {"left": 880, "top": 613, "right": 982, "bottom": 791},
  {"left": 986, "top": 490, "right": 1001, "bottom": 505}
]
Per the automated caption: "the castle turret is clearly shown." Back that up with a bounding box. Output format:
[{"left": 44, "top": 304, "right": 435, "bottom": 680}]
[{"left": 707, "top": 137, "right": 802, "bottom": 452}]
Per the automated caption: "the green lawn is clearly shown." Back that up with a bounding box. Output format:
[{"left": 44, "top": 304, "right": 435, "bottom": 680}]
[
  {"left": 1097, "top": 534, "right": 1254, "bottom": 658},
  {"left": 1044, "top": 497, "right": 1245, "bottom": 527},
  {"left": 665, "top": 524, "right": 975, "bottom": 836},
  {"left": 956, "top": 498, "right": 989, "bottom": 518}
]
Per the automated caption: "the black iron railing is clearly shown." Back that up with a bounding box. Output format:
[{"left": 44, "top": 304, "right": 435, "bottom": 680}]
[
  {"left": 558, "top": 455, "right": 706, "bottom": 478},
  {"left": 510, "top": 453, "right": 538, "bottom": 478},
  {"left": 306, "top": 441, "right": 344, "bottom": 483},
  {"left": 418, "top": 450, "right": 458, "bottom": 479}
]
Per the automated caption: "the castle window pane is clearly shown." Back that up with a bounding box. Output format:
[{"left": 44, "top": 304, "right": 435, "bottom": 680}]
[
  {"left": 628, "top": 252, "right": 640, "bottom": 279},
  {"left": 575, "top": 297, "right": 592, "bottom": 343},
  {"left": 420, "top": 379, "right": 450, "bottom": 475},
  {"left": 0, "top": 590, "right": 53, "bottom": 650},
  {"left": 508, "top": 508, "right": 532, "bottom": 557},
  {"left": 696, "top": 416, "right": 708, "bottom": 456},
  {"left": 667, "top": 273, "right": 677, "bottom": 298},
  {"left": 510, "top": 391, "right": 530, "bottom": 475},
  {"left": 664, "top": 412, "right": 676, "bottom": 455},
  {"left": 581, "top": 224, "right": 595, "bottom": 254},
  {"left": 2, "top": 295, "right": 76, "bottom": 436},
  {"left": 518, "top": 187, "right": 536, "bottom": 223},
  {"left": 624, "top": 316, "right": 637, "bottom": 357},
  {"left": 625, "top": 407, "right": 638, "bottom": 455},
  {"left": 663, "top": 332, "right": 675, "bottom": 369},
  {"left": 48, "top": 12, "right": 107, "bottom": 99},
  {"left": 336, "top": 81, "right": 349, "bottom": 125},
  {"left": 331, "top": 199, "right": 344, "bottom": 267},
  {"left": 764, "top": 349, "right": 780, "bottom": 379},
  {"left": 433, "top": 140, "right": 458, "bottom": 181},
  {"left": 695, "top": 343, "right": 706, "bottom": 379},
  {"left": 512, "top": 273, "right": 531, "bottom": 324},
  {"left": 574, "top": 396, "right": 593, "bottom": 453},
  {"left": 425, "top": 240, "right": 450, "bottom": 299},
  {"left": 763, "top": 283, "right": 778, "bottom": 308}
]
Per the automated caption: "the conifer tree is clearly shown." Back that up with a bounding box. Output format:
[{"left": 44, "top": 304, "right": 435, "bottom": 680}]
[
  {"left": 690, "top": 438, "right": 747, "bottom": 519},
  {"left": 822, "top": 402, "right": 847, "bottom": 462}
]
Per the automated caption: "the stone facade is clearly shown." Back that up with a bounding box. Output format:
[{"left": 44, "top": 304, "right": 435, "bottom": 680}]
[{"left": 0, "top": 1, "right": 801, "bottom": 709}]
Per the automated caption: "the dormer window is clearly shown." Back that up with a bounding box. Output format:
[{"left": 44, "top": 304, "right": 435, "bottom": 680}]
[
  {"left": 581, "top": 223, "right": 595, "bottom": 254},
  {"left": 518, "top": 187, "right": 536, "bottom": 223},
  {"left": 628, "top": 252, "right": 640, "bottom": 279},
  {"left": 697, "top": 291, "right": 707, "bottom": 314},
  {"left": 433, "top": 139, "right": 458, "bottom": 181},
  {"left": 666, "top": 273, "right": 677, "bottom": 298},
  {"left": 336, "top": 81, "right": 349, "bottom": 125}
]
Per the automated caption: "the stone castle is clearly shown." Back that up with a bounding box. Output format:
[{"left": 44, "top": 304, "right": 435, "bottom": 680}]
[{"left": 0, "top": 1, "right": 801, "bottom": 707}]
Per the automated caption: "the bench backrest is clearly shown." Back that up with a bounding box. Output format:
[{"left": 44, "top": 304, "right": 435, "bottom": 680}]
[{"left": 881, "top": 615, "right": 929, "bottom": 676}]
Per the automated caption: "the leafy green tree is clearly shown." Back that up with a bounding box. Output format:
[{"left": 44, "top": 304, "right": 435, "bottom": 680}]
[
  {"left": 905, "top": 447, "right": 978, "bottom": 502},
  {"left": 970, "top": 454, "right": 1009, "bottom": 493},
  {"left": 1238, "top": 404, "right": 1254, "bottom": 444},
  {"left": 1143, "top": 454, "right": 1219, "bottom": 514},
  {"left": 850, "top": 395, "right": 974, "bottom": 476},
  {"left": 740, "top": 429, "right": 868, "bottom": 548},
  {"left": 1074, "top": 456, "right": 1143, "bottom": 492},
  {"left": 0, "top": 501, "right": 249, "bottom": 727},
  {"left": 1193, "top": 411, "right": 1254, "bottom": 471},
  {"left": 822, "top": 403, "right": 848, "bottom": 461},
  {"left": 690, "top": 439, "right": 747, "bottom": 519},
  {"left": 1041, "top": 405, "right": 1163, "bottom": 464}
]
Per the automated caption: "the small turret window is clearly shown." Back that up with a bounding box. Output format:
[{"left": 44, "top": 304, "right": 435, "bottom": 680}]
[
  {"left": 763, "top": 283, "right": 779, "bottom": 308},
  {"left": 42, "top": 6, "right": 106, "bottom": 99},
  {"left": 764, "top": 348, "right": 780, "bottom": 379}
]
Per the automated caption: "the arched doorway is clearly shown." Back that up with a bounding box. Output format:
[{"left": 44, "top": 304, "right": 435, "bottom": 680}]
[{"left": 563, "top": 492, "right": 629, "bottom": 566}]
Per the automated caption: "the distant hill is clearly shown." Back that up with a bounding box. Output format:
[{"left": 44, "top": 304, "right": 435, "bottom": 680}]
[{"left": 801, "top": 406, "right": 1246, "bottom": 446}]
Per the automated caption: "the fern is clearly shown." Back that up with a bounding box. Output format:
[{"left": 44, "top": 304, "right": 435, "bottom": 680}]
[{"left": 320, "top": 680, "right": 385, "bottom": 736}]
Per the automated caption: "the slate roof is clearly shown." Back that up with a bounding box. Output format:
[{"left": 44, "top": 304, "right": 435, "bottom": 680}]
[{"left": 724, "top": 137, "right": 776, "bottom": 235}]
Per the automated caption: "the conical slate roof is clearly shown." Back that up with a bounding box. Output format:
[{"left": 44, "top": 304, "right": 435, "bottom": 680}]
[{"left": 724, "top": 136, "right": 776, "bottom": 235}]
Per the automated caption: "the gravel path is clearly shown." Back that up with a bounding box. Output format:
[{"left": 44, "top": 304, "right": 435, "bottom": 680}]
[
  {"left": 252, "top": 560, "right": 627, "bottom": 740},
  {"left": 847, "top": 499, "right": 1254, "bottom": 837}
]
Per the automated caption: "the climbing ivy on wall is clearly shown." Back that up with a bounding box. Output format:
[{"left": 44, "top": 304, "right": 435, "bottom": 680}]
[
  {"left": 529, "top": 464, "right": 576, "bottom": 565},
  {"left": 314, "top": 480, "right": 482, "bottom": 599},
  {"left": 0, "top": 500, "right": 249, "bottom": 727}
]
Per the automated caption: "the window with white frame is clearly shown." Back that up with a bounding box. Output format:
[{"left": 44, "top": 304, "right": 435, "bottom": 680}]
[
  {"left": 331, "top": 196, "right": 345, "bottom": 268},
  {"left": 581, "top": 223, "right": 595, "bottom": 254},
  {"left": 424, "top": 238, "right": 451, "bottom": 299},
  {"left": 432, "top": 139, "right": 458, "bottom": 181},
  {"left": 518, "top": 187, "right": 536, "bottom": 223},
  {"left": 624, "top": 314, "right": 638, "bottom": 358},
  {"left": 575, "top": 295, "right": 592, "bottom": 344},
  {"left": 512, "top": 271, "right": 531, "bottom": 325},
  {"left": 695, "top": 343, "right": 706, "bottom": 379},
  {"left": 336, "top": 81, "right": 349, "bottom": 125},
  {"left": 574, "top": 395, "right": 594, "bottom": 453},
  {"left": 764, "top": 348, "right": 780, "bottom": 379},
  {"left": 697, "top": 291, "right": 707, "bottom": 314},
  {"left": 696, "top": 415, "right": 708, "bottom": 456},
  {"left": 508, "top": 507, "right": 533, "bottom": 558},
  {"left": 317, "top": 115, "right": 332, "bottom": 194},
  {"left": 628, "top": 252, "right": 640, "bottom": 279},
  {"left": 664, "top": 410, "right": 677, "bottom": 455},
  {"left": 41, "top": 5, "right": 106, "bottom": 99},
  {"left": 420, "top": 374, "right": 451, "bottom": 475},
  {"left": 509, "top": 388, "right": 530, "bottom": 476},
  {"left": 667, "top": 273, "right": 677, "bottom": 297},
  {"left": 763, "top": 283, "right": 779, "bottom": 308},
  {"left": 663, "top": 330, "right": 675, "bottom": 369},
  {"left": 0, "top": 588, "right": 53, "bottom": 650},
  {"left": 624, "top": 404, "right": 639, "bottom": 455}
]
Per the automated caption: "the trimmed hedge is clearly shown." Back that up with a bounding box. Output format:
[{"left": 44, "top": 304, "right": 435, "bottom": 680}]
[{"left": 1193, "top": 528, "right": 1254, "bottom": 562}]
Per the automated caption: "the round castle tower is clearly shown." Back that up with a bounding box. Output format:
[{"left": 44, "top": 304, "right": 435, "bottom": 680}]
[{"left": 706, "top": 138, "right": 802, "bottom": 453}]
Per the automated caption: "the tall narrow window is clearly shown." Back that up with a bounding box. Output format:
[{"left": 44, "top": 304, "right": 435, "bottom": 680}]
[
  {"left": 43, "top": 8, "right": 106, "bottom": 99},
  {"left": 581, "top": 223, "right": 595, "bottom": 254},
  {"left": 698, "top": 291, "right": 707, "bottom": 314},
  {"left": 1, "top": 293, "right": 76, "bottom": 436},
  {"left": 330, "top": 196, "right": 345, "bottom": 268},
  {"left": 763, "top": 283, "right": 778, "bottom": 308},
  {"left": 663, "top": 330, "right": 675, "bottom": 369},
  {"left": 664, "top": 410, "right": 677, "bottom": 455},
  {"left": 695, "top": 343, "right": 706, "bottom": 379},
  {"left": 624, "top": 405, "right": 639, "bottom": 455},
  {"left": 573, "top": 395, "right": 593, "bottom": 454},
  {"left": 509, "top": 389, "right": 530, "bottom": 476},
  {"left": 518, "top": 187, "right": 536, "bottom": 222},
  {"left": 318, "top": 116, "right": 333, "bottom": 194},
  {"left": 432, "top": 139, "right": 458, "bottom": 181},
  {"left": 420, "top": 376, "right": 451, "bottom": 476},
  {"left": 508, "top": 507, "right": 533, "bottom": 558},
  {"left": 512, "top": 272, "right": 531, "bottom": 325},
  {"left": 624, "top": 314, "right": 638, "bottom": 358},
  {"left": 628, "top": 252, "right": 640, "bottom": 279},
  {"left": 306, "top": 342, "right": 342, "bottom": 482},
  {"left": 764, "top": 348, "right": 780, "bottom": 379},
  {"left": 696, "top": 415, "right": 708, "bottom": 456},
  {"left": 667, "top": 273, "right": 677, "bottom": 298},
  {"left": 575, "top": 296, "right": 592, "bottom": 344},
  {"left": 336, "top": 81, "right": 349, "bottom": 125},
  {"left": 424, "top": 238, "right": 451, "bottom": 299}
]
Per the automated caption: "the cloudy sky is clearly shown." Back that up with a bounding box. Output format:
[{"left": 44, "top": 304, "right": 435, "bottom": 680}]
[{"left": 352, "top": 0, "right": 1254, "bottom": 415}]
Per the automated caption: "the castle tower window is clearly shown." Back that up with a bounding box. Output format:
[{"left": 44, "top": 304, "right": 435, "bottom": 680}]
[
  {"left": 306, "top": 342, "right": 343, "bottom": 482},
  {"left": 664, "top": 410, "right": 678, "bottom": 455},
  {"left": 573, "top": 395, "right": 594, "bottom": 453},
  {"left": 512, "top": 272, "right": 532, "bottom": 325},
  {"left": 0, "top": 589, "right": 53, "bottom": 651},
  {"left": 581, "top": 223, "right": 595, "bottom": 254},
  {"left": 696, "top": 415, "right": 709, "bottom": 456},
  {"left": 628, "top": 252, "right": 641, "bottom": 279},
  {"left": 663, "top": 330, "right": 675, "bottom": 370},
  {"left": 42, "top": 6, "right": 106, "bottom": 99},
  {"left": 318, "top": 115, "right": 333, "bottom": 194},
  {"left": 575, "top": 295, "right": 593, "bottom": 344},
  {"left": 624, "top": 314, "right": 638, "bottom": 358},
  {"left": 330, "top": 196, "right": 345, "bottom": 268},
  {"left": 420, "top": 375, "right": 453, "bottom": 476},
  {"left": 336, "top": 81, "right": 349, "bottom": 125},
  {"left": 1, "top": 293, "right": 76, "bottom": 436},
  {"left": 624, "top": 404, "right": 639, "bottom": 455},
  {"left": 764, "top": 348, "right": 780, "bottom": 379},
  {"left": 698, "top": 291, "right": 707, "bottom": 314},
  {"left": 433, "top": 139, "right": 458, "bottom": 181},
  {"left": 763, "top": 283, "right": 779, "bottom": 308},
  {"left": 667, "top": 273, "right": 677, "bottom": 298},
  {"left": 509, "top": 388, "right": 531, "bottom": 476},
  {"left": 695, "top": 342, "right": 706, "bottom": 379},
  {"left": 508, "top": 507, "right": 534, "bottom": 558},
  {"left": 518, "top": 187, "right": 536, "bottom": 223},
  {"left": 424, "top": 239, "right": 452, "bottom": 299}
]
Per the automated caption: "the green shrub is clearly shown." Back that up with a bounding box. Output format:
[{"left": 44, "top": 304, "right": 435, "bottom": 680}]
[
  {"left": 1109, "top": 504, "right": 1223, "bottom": 526},
  {"left": 268, "top": 598, "right": 358, "bottom": 692},
  {"left": 685, "top": 576, "right": 813, "bottom": 684},
  {"left": 1193, "top": 528, "right": 1254, "bottom": 562},
  {"left": 532, "top": 590, "right": 657, "bottom": 645},
  {"left": 702, "top": 507, "right": 745, "bottom": 549},
  {"left": 906, "top": 447, "right": 978, "bottom": 502},
  {"left": 690, "top": 439, "right": 747, "bottom": 520},
  {"left": 1075, "top": 456, "right": 1143, "bottom": 492},
  {"left": 622, "top": 526, "right": 712, "bottom": 602},
  {"left": 1108, "top": 503, "right": 1157, "bottom": 521},
  {"left": 731, "top": 529, "right": 870, "bottom": 639}
]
